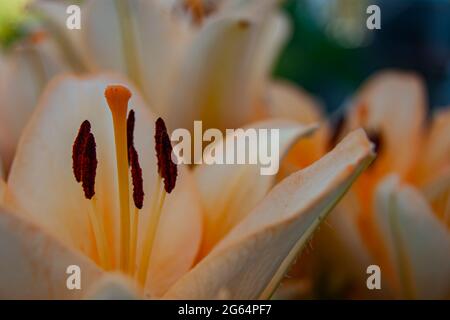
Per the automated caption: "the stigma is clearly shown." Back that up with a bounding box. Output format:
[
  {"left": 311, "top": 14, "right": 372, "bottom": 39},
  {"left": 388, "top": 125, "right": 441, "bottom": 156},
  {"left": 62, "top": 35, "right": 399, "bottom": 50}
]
[{"left": 105, "top": 85, "right": 132, "bottom": 116}]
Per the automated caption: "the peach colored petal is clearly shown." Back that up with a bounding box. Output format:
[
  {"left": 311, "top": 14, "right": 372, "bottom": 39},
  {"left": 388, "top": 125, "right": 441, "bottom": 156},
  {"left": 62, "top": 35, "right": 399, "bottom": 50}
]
[
  {"left": 82, "top": 0, "right": 184, "bottom": 112},
  {"left": 195, "top": 119, "right": 316, "bottom": 256},
  {"left": 164, "top": 129, "right": 374, "bottom": 299},
  {"left": 375, "top": 175, "right": 450, "bottom": 299},
  {"left": 265, "top": 80, "right": 329, "bottom": 171},
  {"left": 418, "top": 107, "right": 450, "bottom": 184},
  {"left": 346, "top": 70, "right": 426, "bottom": 178},
  {"left": 0, "top": 41, "right": 68, "bottom": 171},
  {"left": 0, "top": 206, "right": 103, "bottom": 299},
  {"left": 85, "top": 273, "right": 140, "bottom": 300}
]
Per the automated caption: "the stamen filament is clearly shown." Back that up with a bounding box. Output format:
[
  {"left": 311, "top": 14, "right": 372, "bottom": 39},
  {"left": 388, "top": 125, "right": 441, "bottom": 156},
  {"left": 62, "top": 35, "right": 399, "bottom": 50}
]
[
  {"left": 137, "top": 178, "right": 166, "bottom": 287},
  {"left": 88, "top": 197, "right": 110, "bottom": 269},
  {"left": 130, "top": 207, "right": 139, "bottom": 275}
]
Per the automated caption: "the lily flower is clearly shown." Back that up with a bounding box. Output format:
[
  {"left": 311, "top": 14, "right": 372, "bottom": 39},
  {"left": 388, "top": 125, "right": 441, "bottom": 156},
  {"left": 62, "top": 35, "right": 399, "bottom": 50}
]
[
  {"left": 33, "top": 0, "right": 291, "bottom": 131},
  {"left": 269, "top": 71, "right": 450, "bottom": 299},
  {"left": 1, "top": 74, "right": 374, "bottom": 299},
  {"left": 0, "top": 30, "right": 69, "bottom": 171}
]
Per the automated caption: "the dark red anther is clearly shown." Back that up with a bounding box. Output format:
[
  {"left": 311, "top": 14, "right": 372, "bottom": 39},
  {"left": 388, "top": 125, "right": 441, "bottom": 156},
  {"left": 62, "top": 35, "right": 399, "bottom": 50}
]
[
  {"left": 81, "top": 133, "right": 97, "bottom": 200},
  {"left": 154, "top": 117, "right": 177, "bottom": 194},
  {"left": 72, "top": 120, "right": 91, "bottom": 182},
  {"left": 129, "top": 145, "right": 144, "bottom": 209},
  {"left": 127, "top": 109, "right": 135, "bottom": 158}
]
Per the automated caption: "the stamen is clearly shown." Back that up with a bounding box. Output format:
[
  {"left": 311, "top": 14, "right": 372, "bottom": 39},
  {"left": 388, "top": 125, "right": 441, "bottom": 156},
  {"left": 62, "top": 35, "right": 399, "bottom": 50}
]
[
  {"left": 81, "top": 133, "right": 98, "bottom": 200},
  {"left": 72, "top": 122, "right": 110, "bottom": 270},
  {"left": 105, "top": 85, "right": 132, "bottom": 272},
  {"left": 129, "top": 145, "right": 144, "bottom": 210},
  {"left": 137, "top": 117, "right": 178, "bottom": 286},
  {"left": 72, "top": 120, "right": 91, "bottom": 183},
  {"left": 127, "top": 109, "right": 136, "bottom": 164},
  {"left": 155, "top": 117, "right": 178, "bottom": 194}
]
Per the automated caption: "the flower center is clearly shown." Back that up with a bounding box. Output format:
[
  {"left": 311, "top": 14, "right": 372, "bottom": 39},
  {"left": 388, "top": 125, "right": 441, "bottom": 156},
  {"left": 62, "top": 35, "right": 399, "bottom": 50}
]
[{"left": 72, "top": 85, "right": 177, "bottom": 288}]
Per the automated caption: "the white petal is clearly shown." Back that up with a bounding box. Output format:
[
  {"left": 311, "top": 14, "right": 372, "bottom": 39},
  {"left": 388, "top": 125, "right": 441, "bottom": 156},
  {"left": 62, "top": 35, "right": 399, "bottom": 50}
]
[
  {"left": 0, "top": 41, "right": 67, "bottom": 171},
  {"left": 164, "top": 129, "right": 374, "bottom": 299},
  {"left": 375, "top": 175, "right": 450, "bottom": 299},
  {"left": 85, "top": 273, "right": 140, "bottom": 300},
  {"left": 82, "top": 0, "right": 183, "bottom": 112},
  {"left": 195, "top": 119, "right": 316, "bottom": 256},
  {"left": 0, "top": 206, "right": 102, "bottom": 299}
]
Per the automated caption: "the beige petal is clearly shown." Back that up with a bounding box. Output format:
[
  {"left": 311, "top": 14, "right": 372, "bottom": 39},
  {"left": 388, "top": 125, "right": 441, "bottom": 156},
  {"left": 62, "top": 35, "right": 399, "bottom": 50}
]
[
  {"left": 0, "top": 205, "right": 102, "bottom": 299},
  {"left": 6, "top": 74, "right": 202, "bottom": 295},
  {"left": 195, "top": 119, "right": 316, "bottom": 256},
  {"left": 168, "top": 13, "right": 268, "bottom": 130},
  {"left": 346, "top": 70, "right": 426, "bottom": 177},
  {"left": 163, "top": 1, "right": 285, "bottom": 130},
  {"left": 0, "top": 40, "right": 68, "bottom": 171},
  {"left": 421, "top": 170, "right": 450, "bottom": 225},
  {"left": 82, "top": 0, "right": 183, "bottom": 112},
  {"left": 85, "top": 273, "right": 140, "bottom": 300},
  {"left": 30, "top": 0, "right": 91, "bottom": 72},
  {"left": 164, "top": 129, "right": 374, "bottom": 299},
  {"left": 418, "top": 107, "right": 450, "bottom": 184},
  {"left": 265, "top": 80, "right": 329, "bottom": 171},
  {"left": 374, "top": 175, "right": 450, "bottom": 299}
]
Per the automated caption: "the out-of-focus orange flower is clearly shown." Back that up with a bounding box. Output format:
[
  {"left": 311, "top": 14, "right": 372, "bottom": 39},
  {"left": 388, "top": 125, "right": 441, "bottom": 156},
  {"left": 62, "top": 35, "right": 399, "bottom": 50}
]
[{"left": 270, "top": 71, "right": 450, "bottom": 299}]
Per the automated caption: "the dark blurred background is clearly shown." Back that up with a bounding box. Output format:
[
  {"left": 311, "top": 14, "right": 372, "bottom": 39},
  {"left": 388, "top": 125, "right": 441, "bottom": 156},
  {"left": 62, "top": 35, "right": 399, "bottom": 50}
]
[{"left": 274, "top": 0, "right": 450, "bottom": 112}]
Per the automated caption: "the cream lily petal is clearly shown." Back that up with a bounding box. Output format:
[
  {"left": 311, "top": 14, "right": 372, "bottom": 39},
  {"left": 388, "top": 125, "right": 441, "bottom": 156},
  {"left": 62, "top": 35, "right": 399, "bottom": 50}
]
[
  {"left": 30, "top": 0, "right": 90, "bottom": 72},
  {"left": 0, "top": 206, "right": 102, "bottom": 299},
  {"left": 164, "top": 129, "right": 374, "bottom": 299},
  {"left": 265, "top": 80, "right": 329, "bottom": 171},
  {"left": 265, "top": 81, "right": 324, "bottom": 124},
  {"left": 0, "top": 40, "right": 68, "bottom": 171},
  {"left": 374, "top": 175, "right": 450, "bottom": 299},
  {"left": 420, "top": 107, "right": 450, "bottom": 184},
  {"left": 6, "top": 75, "right": 202, "bottom": 294},
  {"left": 347, "top": 71, "right": 426, "bottom": 176},
  {"left": 168, "top": 15, "right": 260, "bottom": 130},
  {"left": 245, "top": 12, "right": 291, "bottom": 112},
  {"left": 0, "top": 158, "right": 5, "bottom": 203},
  {"left": 82, "top": 0, "right": 183, "bottom": 111},
  {"left": 195, "top": 119, "right": 316, "bottom": 256},
  {"left": 85, "top": 274, "right": 140, "bottom": 300}
]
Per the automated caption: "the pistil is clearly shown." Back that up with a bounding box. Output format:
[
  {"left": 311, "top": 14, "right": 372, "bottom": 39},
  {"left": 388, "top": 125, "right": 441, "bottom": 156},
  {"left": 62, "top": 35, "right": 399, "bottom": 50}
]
[{"left": 105, "top": 85, "right": 132, "bottom": 272}]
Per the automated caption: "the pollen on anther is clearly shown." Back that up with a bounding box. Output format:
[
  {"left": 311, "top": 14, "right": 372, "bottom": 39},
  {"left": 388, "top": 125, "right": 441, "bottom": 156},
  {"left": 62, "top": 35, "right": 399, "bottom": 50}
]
[
  {"left": 72, "top": 120, "right": 91, "bottom": 183},
  {"left": 82, "top": 133, "right": 98, "bottom": 200},
  {"left": 129, "top": 145, "right": 144, "bottom": 209},
  {"left": 155, "top": 117, "right": 177, "bottom": 194},
  {"left": 127, "top": 109, "right": 136, "bottom": 165}
]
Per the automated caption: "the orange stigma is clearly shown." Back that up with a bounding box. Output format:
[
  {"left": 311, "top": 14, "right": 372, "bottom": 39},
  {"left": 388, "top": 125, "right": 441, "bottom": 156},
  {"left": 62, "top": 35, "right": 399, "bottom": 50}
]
[{"left": 105, "top": 85, "right": 132, "bottom": 116}]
